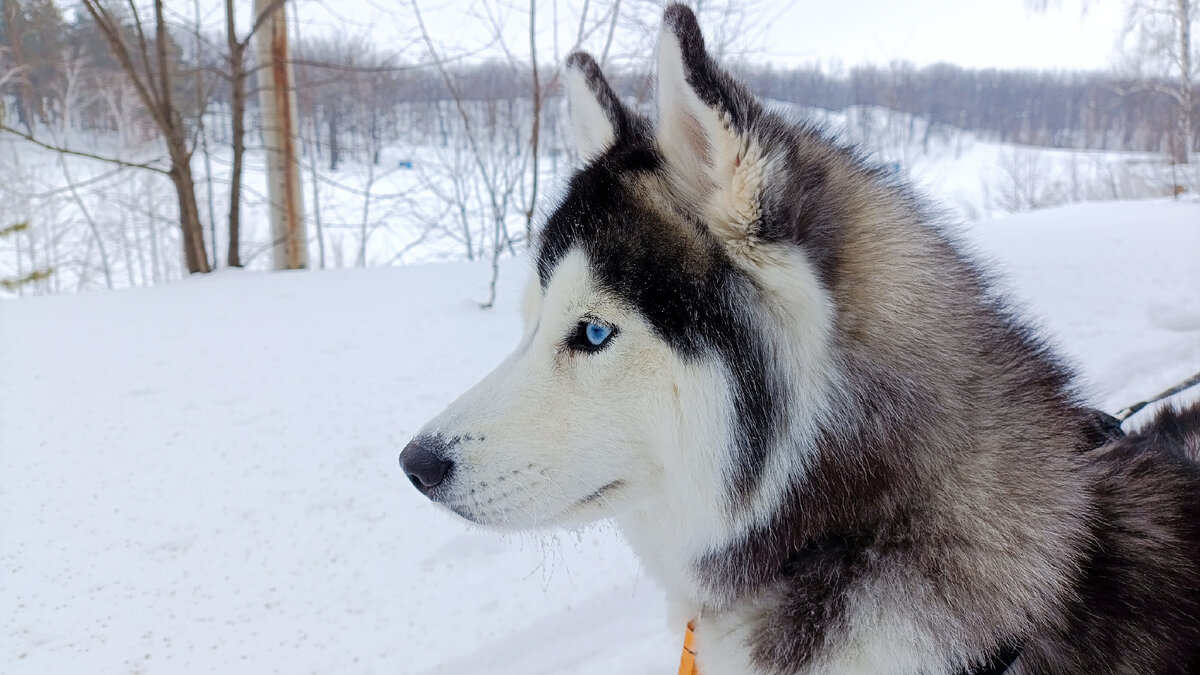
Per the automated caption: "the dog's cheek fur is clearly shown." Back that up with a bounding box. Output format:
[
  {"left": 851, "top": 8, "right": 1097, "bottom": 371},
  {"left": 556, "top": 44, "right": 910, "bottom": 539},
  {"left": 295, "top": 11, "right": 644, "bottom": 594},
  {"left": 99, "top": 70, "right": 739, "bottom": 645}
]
[
  {"left": 618, "top": 358, "right": 730, "bottom": 593},
  {"left": 729, "top": 248, "right": 837, "bottom": 525},
  {"left": 418, "top": 250, "right": 677, "bottom": 528}
]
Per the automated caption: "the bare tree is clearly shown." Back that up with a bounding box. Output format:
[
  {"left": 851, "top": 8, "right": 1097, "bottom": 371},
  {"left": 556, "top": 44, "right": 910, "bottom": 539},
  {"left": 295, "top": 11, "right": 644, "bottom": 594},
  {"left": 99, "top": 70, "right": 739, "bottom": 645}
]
[
  {"left": 525, "top": 0, "right": 541, "bottom": 243},
  {"left": 224, "top": 0, "right": 248, "bottom": 267},
  {"left": 1121, "top": 0, "right": 1197, "bottom": 194},
  {"left": 191, "top": 0, "right": 217, "bottom": 271},
  {"left": 221, "top": 0, "right": 289, "bottom": 267},
  {"left": 78, "top": 0, "right": 210, "bottom": 273},
  {"left": 412, "top": 0, "right": 525, "bottom": 308},
  {"left": 990, "top": 147, "right": 1066, "bottom": 213},
  {"left": 1, "top": 0, "right": 64, "bottom": 131},
  {"left": 50, "top": 53, "right": 114, "bottom": 289}
]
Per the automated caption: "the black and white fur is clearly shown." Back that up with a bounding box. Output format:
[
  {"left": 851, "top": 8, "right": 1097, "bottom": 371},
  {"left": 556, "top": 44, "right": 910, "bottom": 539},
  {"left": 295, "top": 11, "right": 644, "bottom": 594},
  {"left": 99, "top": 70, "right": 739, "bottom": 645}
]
[{"left": 400, "top": 6, "right": 1200, "bottom": 673}]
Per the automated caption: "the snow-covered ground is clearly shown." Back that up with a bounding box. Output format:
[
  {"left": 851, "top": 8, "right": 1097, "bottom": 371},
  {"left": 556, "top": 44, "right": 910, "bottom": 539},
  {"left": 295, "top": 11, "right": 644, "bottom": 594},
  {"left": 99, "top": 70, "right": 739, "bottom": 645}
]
[
  {"left": 2, "top": 200, "right": 1198, "bottom": 674},
  {"left": 2, "top": 103, "right": 1180, "bottom": 298}
]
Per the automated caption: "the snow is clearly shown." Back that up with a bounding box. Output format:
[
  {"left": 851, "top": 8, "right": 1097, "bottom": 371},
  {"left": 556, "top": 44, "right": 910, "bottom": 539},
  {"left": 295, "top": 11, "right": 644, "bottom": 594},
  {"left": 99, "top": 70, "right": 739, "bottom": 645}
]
[
  {"left": 2, "top": 199, "right": 1198, "bottom": 674},
  {"left": 794, "top": 105, "right": 1173, "bottom": 223},
  {"left": 965, "top": 201, "right": 1200, "bottom": 414},
  {"left": 2, "top": 103, "right": 1179, "bottom": 297}
]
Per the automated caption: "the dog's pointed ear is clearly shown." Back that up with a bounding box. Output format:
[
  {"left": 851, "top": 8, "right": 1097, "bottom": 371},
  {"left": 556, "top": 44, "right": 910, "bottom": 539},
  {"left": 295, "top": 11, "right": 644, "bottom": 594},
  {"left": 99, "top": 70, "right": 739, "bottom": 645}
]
[
  {"left": 655, "top": 5, "right": 764, "bottom": 233},
  {"left": 564, "top": 51, "right": 641, "bottom": 161}
]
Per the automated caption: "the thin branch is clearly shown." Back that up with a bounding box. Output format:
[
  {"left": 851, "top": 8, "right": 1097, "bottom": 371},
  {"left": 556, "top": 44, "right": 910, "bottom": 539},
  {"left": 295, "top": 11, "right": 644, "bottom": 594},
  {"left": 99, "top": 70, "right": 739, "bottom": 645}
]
[
  {"left": 0, "top": 164, "right": 135, "bottom": 197},
  {"left": 575, "top": 0, "right": 591, "bottom": 50},
  {"left": 0, "top": 62, "right": 28, "bottom": 90},
  {"left": 126, "top": 0, "right": 165, "bottom": 114},
  {"left": 241, "top": 0, "right": 291, "bottom": 48},
  {"left": 0, "top": 124, "right": 170, "bottom": 174},
  {"left": 600, "top": 0, "right": 621, "bottom": 67},
  {"left": 80, "top": 1, "right": 167, "bottom": 131},
  {"left": 287, "top": 50, "right": 488, "bottom": 73},
  {"left": 154, "top": 0, "right": 174, "bottom": 130},
  {"left": 385, "top": 223, "right": 436, "bottom": 265}
]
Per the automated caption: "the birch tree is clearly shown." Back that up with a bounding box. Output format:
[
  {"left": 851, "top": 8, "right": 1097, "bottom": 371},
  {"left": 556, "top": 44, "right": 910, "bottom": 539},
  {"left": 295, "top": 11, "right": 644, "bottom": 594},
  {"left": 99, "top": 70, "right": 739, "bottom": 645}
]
[
  {"left": 254, "top": 0, "right": 307, "bottom": 270},
  {"left": 1122, "top": 0, "right": 1197, "bottom": 192}
]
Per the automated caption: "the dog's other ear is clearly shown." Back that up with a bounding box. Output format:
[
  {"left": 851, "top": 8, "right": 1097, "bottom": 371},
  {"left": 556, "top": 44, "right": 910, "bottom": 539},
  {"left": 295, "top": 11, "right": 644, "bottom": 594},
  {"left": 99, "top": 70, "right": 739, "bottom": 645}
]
[
  {"left": 655, "top": 4, "right": 764, "bottom": 235},
  {"left": 564, "top": 51, "right": 641, "bottom": 161}
]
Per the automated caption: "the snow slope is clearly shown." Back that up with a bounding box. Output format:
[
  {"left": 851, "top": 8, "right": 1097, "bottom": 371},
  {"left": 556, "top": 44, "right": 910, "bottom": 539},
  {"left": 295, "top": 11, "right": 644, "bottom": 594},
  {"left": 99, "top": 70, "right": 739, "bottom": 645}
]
[
  {"left": 3, "top": 103, "right": 1175, "bottom": 297},
  {"left": 2, "top": 200, "right": 1198, "bottom": 674}
]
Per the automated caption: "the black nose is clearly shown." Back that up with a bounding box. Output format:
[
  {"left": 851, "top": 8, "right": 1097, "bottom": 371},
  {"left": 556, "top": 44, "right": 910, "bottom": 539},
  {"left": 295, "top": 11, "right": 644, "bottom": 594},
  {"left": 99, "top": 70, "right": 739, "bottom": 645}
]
[{"left": 400, "top": 436, "right": 454, "bottom": 494}]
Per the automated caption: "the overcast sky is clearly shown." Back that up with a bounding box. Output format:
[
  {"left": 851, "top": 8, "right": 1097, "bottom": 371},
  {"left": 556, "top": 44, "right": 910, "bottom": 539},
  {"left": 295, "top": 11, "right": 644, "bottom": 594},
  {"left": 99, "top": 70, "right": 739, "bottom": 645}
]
[
  {"left": 269, "top": 0, "right": 1128, "bottom": 72},
  {"left": 759, "top": 1, "right": 1126, "bottom": 71}
]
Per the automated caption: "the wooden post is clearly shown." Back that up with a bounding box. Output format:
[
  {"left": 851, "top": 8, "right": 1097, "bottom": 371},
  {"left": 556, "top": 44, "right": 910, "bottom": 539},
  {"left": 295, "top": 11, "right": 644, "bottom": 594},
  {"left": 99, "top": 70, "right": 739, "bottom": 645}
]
[{"left": 254, "top": 0, "right": 307, "bottom": 269}]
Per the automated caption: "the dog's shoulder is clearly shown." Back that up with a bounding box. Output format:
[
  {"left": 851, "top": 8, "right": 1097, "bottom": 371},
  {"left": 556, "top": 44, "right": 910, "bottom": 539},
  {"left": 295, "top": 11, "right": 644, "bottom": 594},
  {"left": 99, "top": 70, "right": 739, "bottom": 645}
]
[{"left": 1021, "top": 401, "right": 1200, "bottom": 674}]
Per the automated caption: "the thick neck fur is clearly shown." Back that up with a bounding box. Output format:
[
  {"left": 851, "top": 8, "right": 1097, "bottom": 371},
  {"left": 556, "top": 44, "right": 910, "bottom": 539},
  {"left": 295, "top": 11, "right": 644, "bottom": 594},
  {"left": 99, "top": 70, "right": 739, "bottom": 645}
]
[{"left": 618, "top": 126, "right": 1100, "bottom": 666}]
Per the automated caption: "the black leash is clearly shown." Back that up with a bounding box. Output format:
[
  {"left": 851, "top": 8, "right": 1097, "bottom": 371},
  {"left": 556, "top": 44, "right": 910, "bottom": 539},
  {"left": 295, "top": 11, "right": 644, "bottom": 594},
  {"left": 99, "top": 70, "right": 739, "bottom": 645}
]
[{"left": 1113, "top": 370, "right": 1200, "bottom": 423}]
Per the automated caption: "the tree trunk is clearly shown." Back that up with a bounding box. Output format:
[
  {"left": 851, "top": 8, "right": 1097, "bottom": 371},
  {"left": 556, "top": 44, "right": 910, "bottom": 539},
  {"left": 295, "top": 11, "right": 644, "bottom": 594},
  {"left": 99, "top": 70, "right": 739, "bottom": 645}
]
[
  {"left": 147, "top": 174, "right": 163, "bottom": 282},
  {"left": 1177, "top": 0, "right": 1193, "bottom": 168},
  {"left": 328, "top": 112, "right": 340, "bottom": 171},
  {"left": 226, "top": 15, "right": 246, "bottom": 267},
  {"left": 307, "top": 117, "right": 326, "bottom": 269},
  {"left": 168, "top": 139, "right": 211, "bottom": 274},
  {"left": 254, "top": 0, "right": 307, "bottom": 270},
  {"left": 77, "top": 0, "right": 212, "bottom": 275},
  {"left": 525, "top": 0, "right": 541, "bottom": 243},
  {"left": 2, "top": 0, "right": 40, "bottom": 130},
  {"left": 194, "top": 0, "right": 217, "bottom": 270}
]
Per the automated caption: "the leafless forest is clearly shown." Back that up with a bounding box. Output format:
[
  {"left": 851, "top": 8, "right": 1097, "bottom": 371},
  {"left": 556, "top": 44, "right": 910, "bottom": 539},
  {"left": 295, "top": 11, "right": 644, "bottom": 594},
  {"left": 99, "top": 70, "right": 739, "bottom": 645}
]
[{"left": 1, "top": 0, "right": 1196, "bottom": 297}]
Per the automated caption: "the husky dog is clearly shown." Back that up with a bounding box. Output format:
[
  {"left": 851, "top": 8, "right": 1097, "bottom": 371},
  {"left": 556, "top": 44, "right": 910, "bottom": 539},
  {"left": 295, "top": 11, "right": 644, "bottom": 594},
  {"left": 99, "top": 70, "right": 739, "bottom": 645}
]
[{"left": 401, "top": 5, "right": 1200, "bottom": 673}]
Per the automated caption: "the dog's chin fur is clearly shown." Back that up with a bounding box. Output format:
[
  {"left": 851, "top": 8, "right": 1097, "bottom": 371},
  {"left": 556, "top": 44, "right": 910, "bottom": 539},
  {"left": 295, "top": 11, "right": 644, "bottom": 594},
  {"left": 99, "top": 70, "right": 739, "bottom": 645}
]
[
  {"left": 403, "top": 5, "right": 1200, "bottom": 674},
  {"left": 442, "top": 484, "right": 628, "bottom": 531}
]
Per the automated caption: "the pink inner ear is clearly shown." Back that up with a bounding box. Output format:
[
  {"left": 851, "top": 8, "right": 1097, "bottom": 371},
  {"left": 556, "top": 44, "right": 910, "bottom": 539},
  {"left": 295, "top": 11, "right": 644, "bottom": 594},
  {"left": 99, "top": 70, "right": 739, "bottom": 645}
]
[{"left": 680, "top": 111, "right": 712, "bottom": 166}]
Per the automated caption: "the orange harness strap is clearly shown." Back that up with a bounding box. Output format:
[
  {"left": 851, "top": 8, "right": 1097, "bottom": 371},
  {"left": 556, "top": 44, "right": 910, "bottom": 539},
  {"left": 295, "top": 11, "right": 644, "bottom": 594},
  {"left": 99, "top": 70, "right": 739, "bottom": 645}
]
[
  {"left": 677, "top": 617, "right": 1024, "bottom": 675},
  {"left": 678, "top": 620, "right": 699, "bottom": 675}
]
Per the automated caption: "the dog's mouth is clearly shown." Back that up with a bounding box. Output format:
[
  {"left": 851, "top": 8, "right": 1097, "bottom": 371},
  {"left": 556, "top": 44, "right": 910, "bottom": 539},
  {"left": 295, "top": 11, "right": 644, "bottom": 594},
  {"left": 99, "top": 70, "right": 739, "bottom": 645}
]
[
  {"left": 574, "top": 479, "right": 625, "bottom": 508},
  {"left": 441, "top": 478, "right": 627, "bottom": 527}
]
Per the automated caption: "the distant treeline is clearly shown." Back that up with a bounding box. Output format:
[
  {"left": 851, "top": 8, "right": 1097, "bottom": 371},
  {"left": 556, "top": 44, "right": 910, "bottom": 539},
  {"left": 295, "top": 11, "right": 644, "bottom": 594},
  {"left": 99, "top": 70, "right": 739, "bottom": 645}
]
[
  {"left": 3, "top": 0, "right": 1195, "bottom": 162},
  {"left": 283, "top": 52, "right": 1198, "bottom": 164},
  {"left": 735, "top": 63, "right": 1194, "bottom": 158}
]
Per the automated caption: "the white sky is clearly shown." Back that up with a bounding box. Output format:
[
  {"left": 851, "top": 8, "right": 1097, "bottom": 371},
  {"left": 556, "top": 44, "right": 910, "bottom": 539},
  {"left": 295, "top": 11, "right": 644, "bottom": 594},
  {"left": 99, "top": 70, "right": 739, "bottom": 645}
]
[
  {"left": 224, "top": 0, "right": 1129, "bottom": 72},
  {"left": 759, "top": 1, "right": 1127, "bottom": 71}
]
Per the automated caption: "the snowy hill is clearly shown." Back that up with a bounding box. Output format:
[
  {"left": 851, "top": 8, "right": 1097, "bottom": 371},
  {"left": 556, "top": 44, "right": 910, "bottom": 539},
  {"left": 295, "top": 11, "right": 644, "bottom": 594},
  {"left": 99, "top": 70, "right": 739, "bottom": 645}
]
[
  {"left": 3, "top": 103, "right": 1181, "bottom": 298},
  {"left": 2, "top": 200, "right": 1199, "bottom": 674}
]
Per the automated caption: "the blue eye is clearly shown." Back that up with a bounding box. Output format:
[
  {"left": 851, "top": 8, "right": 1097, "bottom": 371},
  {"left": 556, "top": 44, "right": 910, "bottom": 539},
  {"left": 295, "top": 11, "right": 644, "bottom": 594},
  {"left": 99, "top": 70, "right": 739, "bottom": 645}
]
[
  {"left": 570, "top": 320, "right": 617, "bottom": 352},
  {"left": 586, "top": 322, "right": 612, "bottom": 346}
]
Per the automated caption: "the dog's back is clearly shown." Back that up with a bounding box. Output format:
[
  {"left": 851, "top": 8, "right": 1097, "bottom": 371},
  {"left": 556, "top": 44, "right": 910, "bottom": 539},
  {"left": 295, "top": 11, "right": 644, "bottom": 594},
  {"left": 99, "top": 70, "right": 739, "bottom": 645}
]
[
  {"left": 1023, "top": 403, "right": 1200, "bottom": 674},
  {"left": 1117, "top": 402, "right": 1200, "bottom": 462}
]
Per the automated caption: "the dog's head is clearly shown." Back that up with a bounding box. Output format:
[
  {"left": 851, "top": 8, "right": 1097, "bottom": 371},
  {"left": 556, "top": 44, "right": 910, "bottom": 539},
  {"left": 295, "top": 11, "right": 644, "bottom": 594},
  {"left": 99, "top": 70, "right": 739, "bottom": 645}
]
[{"left": 401, "top": 5, "right": 836, "bottom": 536}]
